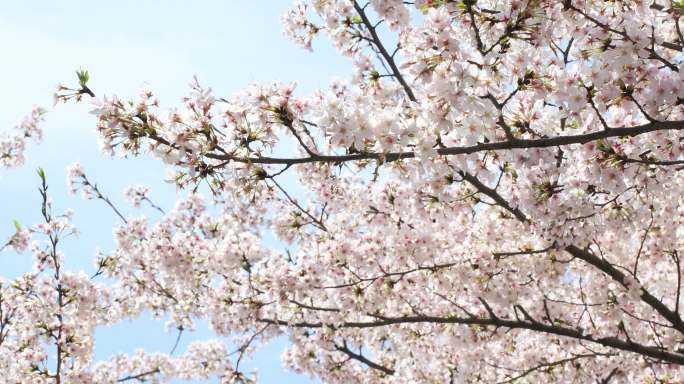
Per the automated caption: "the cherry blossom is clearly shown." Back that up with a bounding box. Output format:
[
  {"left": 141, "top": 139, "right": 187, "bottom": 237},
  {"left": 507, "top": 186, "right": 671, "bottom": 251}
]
[
  {"left": 5, "top": 0, "right": 684, "bottom": 382},
  {"left": 1, "top": 106, "right": 46, "bottom": 168}
]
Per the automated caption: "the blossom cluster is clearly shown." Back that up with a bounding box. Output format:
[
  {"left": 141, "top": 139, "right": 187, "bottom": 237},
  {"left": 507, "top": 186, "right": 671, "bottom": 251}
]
[
  {"left": 1, "top": 106, "right": 46, "bottom": 168},
  {"left": 6, "top": 0, "right": 684, "bottom": 383}
]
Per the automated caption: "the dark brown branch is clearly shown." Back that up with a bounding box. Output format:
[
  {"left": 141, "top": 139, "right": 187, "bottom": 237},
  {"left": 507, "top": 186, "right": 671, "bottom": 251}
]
[
  {"left": 493, "top": 246, "right": 553, "bottom": 259},
  {"left": 568, "top": 4, "right": 679, "bottom": 71},
  {"left": 78, "top": 174, "right": 128, "bottom": 224},
  {"left": 200, "top": 120, "right": 684, "bottom": 166},
  {"left": 259, "top": 314, "right": 684, "bottom": 365},
  {"left": 496, "top": 353, "right": 612, "bottom": 384},
  {"left": 670, "top": 250, "right": 682, "bottom": 315},
  {"left": 465, "top": 2, "right": 485, "bottom": 53},
  {"left": 451, "top": 170, "right": 684, "bottom": 338},
  {"left": 270, "top": 178, "right": 328, "bottom": 232},
  {"left": 633, "top": 212, "right": 654, "bottom": 276},
  {"left": 599, "top": 367, "right": 620, "bottom": 384},
  {"left": 117, "top": 369, "right": 160, "bottom": 382},
  {"left": 445, "top": 166, "right": 684, "bottom": 339},
  {"left": 352, "top": 1, "right": 416, "bottom": 102},
  {"left": 620, "top": 157, "right": 684, "bottom": 167},
  {"left": 335, "top": 343, "right": 395, "bottom": 375},
  {"left": 285, "top": 122, "right": 318, "bottom": 157},
  {"left": 459, "top": 171, "right": 528, "bottom": 222},
  {"left": 565, "top": 245, "right": 684, "bottom": 335}
]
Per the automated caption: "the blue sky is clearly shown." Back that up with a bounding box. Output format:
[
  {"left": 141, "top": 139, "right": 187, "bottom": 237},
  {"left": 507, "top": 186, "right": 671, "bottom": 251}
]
[{"left": 0, "top": 1, "right": 351, "bottom": 382}]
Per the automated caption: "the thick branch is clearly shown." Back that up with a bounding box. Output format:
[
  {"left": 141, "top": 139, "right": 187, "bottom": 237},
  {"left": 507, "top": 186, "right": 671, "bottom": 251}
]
[
  {"left": 447, "top": 171, "right": 684, "bottom": 338},
  {"left": 201, "top": 120, "right": 684, "bottom": 165},
  {"left": 565, "top": 245, "right": 684, "bottom": 334},
  {"left": 259, "top": 315, "right": 684, "bottom": 365}
]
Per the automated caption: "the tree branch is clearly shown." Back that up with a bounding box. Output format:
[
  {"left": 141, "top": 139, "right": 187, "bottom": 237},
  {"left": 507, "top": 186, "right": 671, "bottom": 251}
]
[
  {"left": 199, "top": 120, "right": 684, "bottom": 166},
  {"left": 259, "top": 315, "right": 684, "bottom": 365},
  {"left": 352, "top": 1, "right": 416, "bottom": 102},
  {"left": 335, "top": 342, "right": 395, "bottom": 375}
]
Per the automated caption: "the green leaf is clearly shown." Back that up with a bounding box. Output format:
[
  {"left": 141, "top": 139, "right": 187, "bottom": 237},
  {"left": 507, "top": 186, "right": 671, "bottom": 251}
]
[
  {"left": 350, "top": 15, "right": 363, "bottom": 24},
  {"left": 37, "top": 167, "right": 45, "bottom": 179},
  {"left": 76, "top": 69, "right": 90, "bottom": 87},
  {"left": 13, "top": 220, "right": 20, "bottom": 231},
  {"left": 674, "top": 0, "right": 684, "bottom": 10},
  {"left": 253, "top": 167, "right": 267, "bottom": 180},
  {"left": 369, "top": 69, "right": 380, "bottom": 81}
]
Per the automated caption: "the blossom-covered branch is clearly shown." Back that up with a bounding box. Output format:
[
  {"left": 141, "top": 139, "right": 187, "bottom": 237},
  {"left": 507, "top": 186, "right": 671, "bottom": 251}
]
[{"left": 4, "top": 0, "right": 684, "bottom": 382}]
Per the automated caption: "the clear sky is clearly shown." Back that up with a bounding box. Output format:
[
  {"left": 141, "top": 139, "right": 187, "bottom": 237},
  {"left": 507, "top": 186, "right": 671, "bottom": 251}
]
[{"left": 0, "top": 1, "right": 351, "bottom": 382}]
